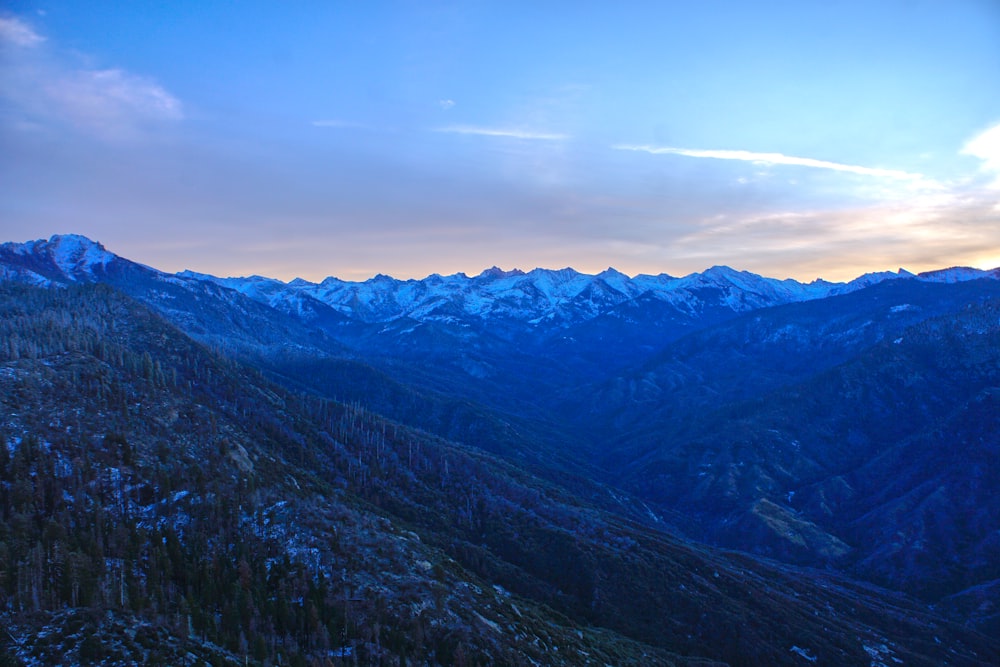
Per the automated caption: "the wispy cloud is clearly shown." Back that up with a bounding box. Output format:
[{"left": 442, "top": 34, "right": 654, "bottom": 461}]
[
  {"left": 44, "top": 68, "right": 183, "bottom": 130},
  {"left": 961, "top": 121, "right": 1000, "bottom": 188},
  {"left": 436, "top": 125, "right": 569, "bottom": 141},
  {"left": 614, "top": 144, "right": 927, "bottom": 182},
  {"left": 640, "top": 192, "right": 989, "bottom": 280},
  {"left": 311, "top": 119, "right": 366, "bottom": 129},
  {"left": 1, "top": 15, "right": 182, "bottom": 139},
  {"left": 438, "top": 99, "right": 455, "bottom": 110},
  {"left": 0, "top": 16, "right": 44, "bottom": 47}
]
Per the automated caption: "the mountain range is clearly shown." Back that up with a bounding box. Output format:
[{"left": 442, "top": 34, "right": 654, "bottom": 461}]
[
  {"left": 2, "top": 233, "right": 999, "bottom": 665},
  {"left": 9, "top": 234, "right": 989, "bottom": 327}
]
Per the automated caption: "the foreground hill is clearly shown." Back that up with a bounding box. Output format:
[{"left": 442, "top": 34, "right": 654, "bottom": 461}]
[{"left": 3, "top": 282, "right": 998, "bottom": 665}]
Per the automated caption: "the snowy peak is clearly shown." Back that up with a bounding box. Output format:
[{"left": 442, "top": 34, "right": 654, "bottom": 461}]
[
  {"left": 840, "top": 268, "right": 915, "bottom": 292},
  {"left": 0, "top": 234, "right": 120, "bottom": 284},
  {"left": 916, "top": 266, "right": 999, "bottom": 283},
  {"left": 476, "top": 266, "right": 525, "bottom": 281},
  {"left": 698, "top": 265, "right": 743, "bottom": 281},
  {"left": 35, "top": 234, "right": 117, "bottom": 278},
  {"left": 662, "top": 265, "right": 829, "bottom": 313},
  {"left": 278, "top": 263, "right": 809, "bottom": 327}
]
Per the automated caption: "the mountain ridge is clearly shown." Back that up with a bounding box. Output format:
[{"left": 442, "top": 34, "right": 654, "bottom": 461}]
[{"left": 6, "top": 234, "right": 997, "bottom": 332}]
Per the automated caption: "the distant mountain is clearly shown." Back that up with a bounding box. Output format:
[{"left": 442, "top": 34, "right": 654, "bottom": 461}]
[
  {"left": 190, "top": 256, "right": 885, "bottom": 330},
  {"left": 177, "top": 256, "right": 995, "bottom": 332},
  {"left": 9, "top": 233, "right": 995, "bottom": 408},
  {"left": 0, "top": 235, "right": 944, "bottom": 331}
]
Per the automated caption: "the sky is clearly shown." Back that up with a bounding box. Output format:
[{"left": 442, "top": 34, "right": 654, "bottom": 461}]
[{"left": 1, "top": 1, "right": 999, "bottom": 282}]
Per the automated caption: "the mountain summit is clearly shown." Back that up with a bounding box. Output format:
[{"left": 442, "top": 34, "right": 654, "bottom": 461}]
[{"left": 0, "top": 234, "right": 120, "bottom": 284}]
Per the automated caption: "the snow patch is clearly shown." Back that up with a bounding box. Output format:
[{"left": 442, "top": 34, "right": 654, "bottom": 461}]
[
  {"left": 790, "top": 645, "right": 818, "bottom": 662},
  {"left": 917, "top": 266, "right": 991, "bottom": 283},
  {"left": 472, "top": 610, "right": 501, "bottom": 634},
  {"left": 48, "top": 234, "right": 116, "bottom": 280},
  {"left": 863, "top": 641, "right": 902, "bottom": 666}
]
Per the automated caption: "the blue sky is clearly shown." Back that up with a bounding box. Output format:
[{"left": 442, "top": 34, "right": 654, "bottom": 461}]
[{"left": 2, "top": 1, "right": 999, "bottom": 281}]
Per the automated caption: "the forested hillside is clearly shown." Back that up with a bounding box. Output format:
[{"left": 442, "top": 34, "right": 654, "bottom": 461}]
[
  {"left": 4, "top": 284, "right": 998, "bottom": 665},
  {"left": 0, "top": 283, "right": 680, "bottom": 666}
]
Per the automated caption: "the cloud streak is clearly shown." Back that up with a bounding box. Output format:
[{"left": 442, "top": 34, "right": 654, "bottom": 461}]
[
  {"left": 436, "top": 125, "right": 569, "bottom": 140},
  {"left": 1, "top": 15, "right": 182, "bottom": 139},
  {"left": 961, "top": 121, "right": 1000, "bottom": 189},
  {"left": 664, "top": 198, "right": 1000, "bottom": 280},
  {"left": 311, "top": 119, "right": 366, "bottom": 129},
  {"left": 45, "top": 68, "right": 183, "bottom": 129},
  {"left": 614, "top": 144, "right": 927, "bottom": 181},
  {"left": 0, "top": 16, "right": 44, "bottom": 47}
]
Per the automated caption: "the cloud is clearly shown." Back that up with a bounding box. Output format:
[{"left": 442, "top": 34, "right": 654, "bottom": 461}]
[
  {"left": 961, "top": 121, "right": 1000, "bottom": 188},
  {"left": 0, "top": 16, "right": 44, "bottom": 47},
  {"left": 44, "top": 68, "right": 183, "bottom": 130},
  {"left": 0, "top": 15, "right": 182, "bottom": 139},
  {"left": 436, "top": 125, "right": 569, "bottom": 140},
  {"left": 438, "top": 99, "right": 455, "bottom": 110},
  {"left": 659, "top": 196, "right": 1000, "bottom": 281},
  {"left": 311, "top": 119, "right": 366, "bottom": 129},
  {"left": 614, "top": 144, "right": 927, "bottom": 182}
]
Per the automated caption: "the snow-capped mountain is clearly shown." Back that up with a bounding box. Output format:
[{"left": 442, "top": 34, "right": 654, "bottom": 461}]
[
  {"left": 0, "top": 233, "right": 122, "bottom": 285},
  {"left": 916, "top": 265, "right": 1000, "bottom": 283},
  {"left": 3, "top": 234, "right": 999, "bottom": 342},
  {"left": 188, "top": 254, "right": 995, "bottom": 330},
  {"left": 0, "top": 235, "right": 357, "bottom": 358},
  {"left": 248, "top": 264, "right": 825, "bottom": 326}
]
